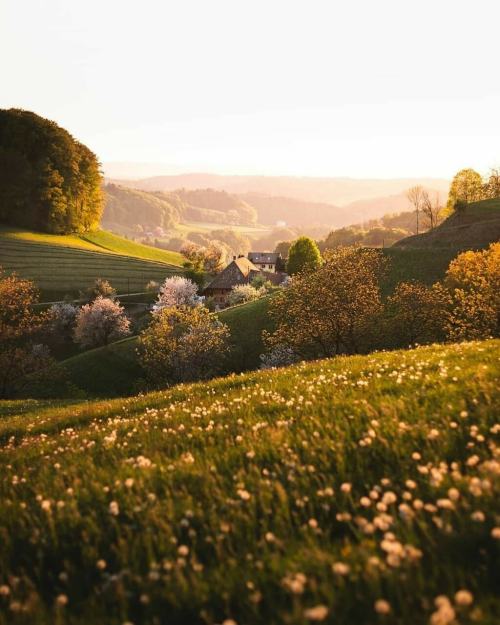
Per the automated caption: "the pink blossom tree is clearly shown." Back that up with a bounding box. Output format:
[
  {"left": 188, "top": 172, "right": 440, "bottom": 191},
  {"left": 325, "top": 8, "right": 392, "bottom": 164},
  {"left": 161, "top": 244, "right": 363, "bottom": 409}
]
[{"left": 73, "top": 296, "right": 131, "bottom": 348}]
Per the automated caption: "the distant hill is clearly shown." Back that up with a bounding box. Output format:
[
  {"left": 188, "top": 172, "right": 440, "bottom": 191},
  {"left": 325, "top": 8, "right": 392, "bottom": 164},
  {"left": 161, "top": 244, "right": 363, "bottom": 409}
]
[
  {"left": 108, "top": 172, "right": 449, "bottom": 208},
  {"left": 103, "top": 184, "right": 258, "bottom": 233},
  {"left": 237, "top": 193, "right": 344, "bottom": 227},
  {"left": 393, "top": 197, "right": 500, "bottom": 250},
  {"left": 103, "top": 184, "right": 183, "bottom": 232}
]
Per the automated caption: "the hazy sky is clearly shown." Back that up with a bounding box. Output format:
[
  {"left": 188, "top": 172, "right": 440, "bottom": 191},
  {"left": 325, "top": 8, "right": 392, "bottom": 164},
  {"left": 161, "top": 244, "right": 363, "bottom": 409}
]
[{"left": 2, "top": 0, "right": 499, "bottom": 178}]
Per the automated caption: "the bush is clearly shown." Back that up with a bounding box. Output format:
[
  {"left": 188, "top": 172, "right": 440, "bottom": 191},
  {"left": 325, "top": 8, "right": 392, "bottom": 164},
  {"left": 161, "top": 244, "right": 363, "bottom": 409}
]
[
  {"left": 227, "top": 284, "right": 264, "bottom": 306},
  {"left": 138, "top": 306, "right": 230, "bottom": 386},
  {"left": 260, "top": 345, "right": 299, "bottom": 369},
  {"left": 81, "top": 278, "right": 116, "bottom": 303},
  {"left": 74, "top": 296, "right": 131, "bottom": 348}
]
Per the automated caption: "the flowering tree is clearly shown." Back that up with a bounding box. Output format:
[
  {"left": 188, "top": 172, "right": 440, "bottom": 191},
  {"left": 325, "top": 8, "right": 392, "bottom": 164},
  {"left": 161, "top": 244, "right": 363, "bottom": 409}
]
[
  {"left": 138, "top": 306, "right": 230, "bottom": 385},
  {"left": 48, "top": 302, "right": 78, "bottom": 341},
  {"left": 153, "top": 276, "right": 201, "bottom": 313},
  {"left": 73, "top": 296, "right": 130, "bottom": 348},
  {"left": 227, "top": 284, "right": 264, "bottom": 306}
]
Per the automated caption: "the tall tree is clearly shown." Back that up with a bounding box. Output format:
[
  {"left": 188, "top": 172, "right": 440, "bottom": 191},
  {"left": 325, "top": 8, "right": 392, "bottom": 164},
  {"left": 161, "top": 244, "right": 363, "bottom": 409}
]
[
  {"left": 286, "top": 236, "right": 322, "bottom": 275},
  {"left": 406, "top": 186, "right": 425, "bottom": 234},
  {"left": 421, "top": 191, "right": 443, "bottom": 230},
  {"left": 447, "top": 168, "right": 483, "bottom": 211}
]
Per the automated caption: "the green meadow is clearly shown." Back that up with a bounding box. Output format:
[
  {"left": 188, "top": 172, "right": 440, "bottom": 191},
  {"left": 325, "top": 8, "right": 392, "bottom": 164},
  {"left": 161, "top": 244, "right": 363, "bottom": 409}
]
[{"left": 1, "top": 339, "right": 499, "bottom": 625}]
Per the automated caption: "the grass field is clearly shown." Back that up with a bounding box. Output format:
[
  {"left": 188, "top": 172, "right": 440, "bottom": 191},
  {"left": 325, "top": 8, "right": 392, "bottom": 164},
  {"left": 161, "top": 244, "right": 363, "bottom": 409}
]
[
  {"left": 0, "top": 227, "right": 183, "bottom": 300},
  {"left": 1, "top": 339, "right": 499, "bottom": 624},
  {"left": 393, "top": 198, "right": 500, "bottom": 250},
  {"left": 382, "top": 248, "right": 458, "bottom": 294},
  {"left": 60, "top": 297, "right": 273, "bottom": 397}
]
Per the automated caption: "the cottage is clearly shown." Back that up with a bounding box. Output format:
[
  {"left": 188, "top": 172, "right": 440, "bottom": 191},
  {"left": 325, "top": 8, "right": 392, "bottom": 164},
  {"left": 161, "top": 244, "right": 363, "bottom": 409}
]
[{"left": 203, "top": 255, "right": 286, "bottom": 308}]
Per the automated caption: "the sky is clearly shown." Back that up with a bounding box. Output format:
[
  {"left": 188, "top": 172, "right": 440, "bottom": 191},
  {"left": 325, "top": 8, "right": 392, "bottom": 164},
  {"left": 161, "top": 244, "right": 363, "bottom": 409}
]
[{"left": 1, "top": 0, "right": 500, "bottom": 178}]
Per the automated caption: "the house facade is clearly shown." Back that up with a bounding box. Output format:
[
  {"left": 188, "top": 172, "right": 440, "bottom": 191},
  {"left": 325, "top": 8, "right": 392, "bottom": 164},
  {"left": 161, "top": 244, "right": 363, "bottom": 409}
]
[{"left": 247, "top": 252, "right": 285, "bottom": 273}]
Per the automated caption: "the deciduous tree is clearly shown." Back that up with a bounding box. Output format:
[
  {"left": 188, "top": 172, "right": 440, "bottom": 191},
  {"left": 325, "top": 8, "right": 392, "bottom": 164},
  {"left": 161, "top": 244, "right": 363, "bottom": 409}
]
[
  {"left": 73, "top": 296, "right": 130, "bottom": 348},
  {"left": 153, "top": 276, "right": 200, "bottom": 312},
  {"left": 286, "top": 236, "right": 322, "bottom": 275},
  {"left": 265, "top": 246, "right": 387, "bottom": 359},
  {"left": 138, "top": 306, "right": 230, "bottom": 386},
  {"left": 447, "top": 168, "right": 484, "bottom": 211}
]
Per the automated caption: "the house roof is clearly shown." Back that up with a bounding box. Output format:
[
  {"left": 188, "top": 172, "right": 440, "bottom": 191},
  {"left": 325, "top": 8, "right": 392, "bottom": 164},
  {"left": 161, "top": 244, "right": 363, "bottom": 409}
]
[
  {"left": 203, "top": 257, "right": 260, "bottom": 291},
  {"left": 248, "top": 252, "right": 281, "bottom": 264}
]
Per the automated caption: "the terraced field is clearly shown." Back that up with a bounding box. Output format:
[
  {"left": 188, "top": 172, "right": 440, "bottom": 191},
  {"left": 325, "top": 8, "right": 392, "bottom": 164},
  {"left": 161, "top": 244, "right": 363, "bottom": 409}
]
[{"left": 0, "top": 233, "right": 183, "bottom": 300}]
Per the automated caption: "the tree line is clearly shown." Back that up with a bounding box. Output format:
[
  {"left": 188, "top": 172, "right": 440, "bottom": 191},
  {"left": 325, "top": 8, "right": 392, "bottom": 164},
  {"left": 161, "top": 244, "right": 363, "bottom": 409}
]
[{"left": 0, "top": 109, "right": 103, "bottom": 234}]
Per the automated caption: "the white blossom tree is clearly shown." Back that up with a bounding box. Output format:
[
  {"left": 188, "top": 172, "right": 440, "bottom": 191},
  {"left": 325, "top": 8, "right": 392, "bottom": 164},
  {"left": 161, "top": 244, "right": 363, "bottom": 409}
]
[
  {"left": 153, "top": 276, "right": 201, "bottom": 313},
  {"left": 73, "top": 296, "right": 131, "bottom": 348}
]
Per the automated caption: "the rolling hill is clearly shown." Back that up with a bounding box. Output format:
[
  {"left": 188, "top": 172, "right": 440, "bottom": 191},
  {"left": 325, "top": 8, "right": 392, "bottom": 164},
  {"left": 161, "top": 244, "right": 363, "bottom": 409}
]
[
  {"left": 394, "top": 198, "right": 500, "bottom": 249},
  {"left": 107, "top": 172, "right": 449, "bottom": 206},
  {"left": 1, "top": 339, "right": 499, "bottom": 624},
  {"left": 0, "top": 227, "right": 184, "bottom": 300}
]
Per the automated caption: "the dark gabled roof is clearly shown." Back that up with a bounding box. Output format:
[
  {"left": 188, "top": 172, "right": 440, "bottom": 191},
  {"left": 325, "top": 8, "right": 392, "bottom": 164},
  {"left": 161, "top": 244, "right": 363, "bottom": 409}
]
[
  {"left": 248, "top": 252, "right": 281, "bottom": 264},
  {"left": 203, "top": 257, "right": 260, "bottom": 291}
]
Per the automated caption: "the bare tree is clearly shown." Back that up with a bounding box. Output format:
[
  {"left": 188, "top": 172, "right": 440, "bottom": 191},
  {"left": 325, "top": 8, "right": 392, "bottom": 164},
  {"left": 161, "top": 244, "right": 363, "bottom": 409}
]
[
  {"left": 406, "top": 186, "right": 425, "bottom": 234},
  {"left": 421, "top": 191, "right": 443, "bottom": 230}
]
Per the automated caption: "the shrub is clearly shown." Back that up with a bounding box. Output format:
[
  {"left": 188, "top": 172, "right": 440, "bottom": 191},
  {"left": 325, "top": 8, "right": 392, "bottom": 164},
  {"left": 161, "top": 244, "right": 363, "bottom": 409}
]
[
  {"left": 82, "top": 278, "right": 116, "bottom": 303},
  {"left": 138, "top": 306, "right": 230, "bottom": 386},
  {"left": 152, "top": 276, "right": 201, "bottom": 313},
  {"left": 260, "top": 345, "right": 299, "bottom": 369},
  {"left": 74, "top": 296, "right": 130, "bottom": 348},
  {"left": 227, "top": 284, "right": 264, "bottom": 306}
]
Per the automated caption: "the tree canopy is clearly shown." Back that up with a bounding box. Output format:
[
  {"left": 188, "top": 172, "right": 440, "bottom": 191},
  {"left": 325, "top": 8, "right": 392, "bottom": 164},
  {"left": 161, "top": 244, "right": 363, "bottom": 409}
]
[
  {"left": 447, "top": 168, "right": 483, "bottom": 211},
  {"left": 286, "top": 236, "right": 322, "bottom": 275},
  {"left": 0, "top": 109, "right": 103, "bottom": 234}
]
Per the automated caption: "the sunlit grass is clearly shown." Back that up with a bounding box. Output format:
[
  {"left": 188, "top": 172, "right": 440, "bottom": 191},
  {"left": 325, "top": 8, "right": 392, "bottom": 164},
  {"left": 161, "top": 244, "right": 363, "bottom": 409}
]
[{"left": 1, "top": 340, "right": 499, "bottom": 624}]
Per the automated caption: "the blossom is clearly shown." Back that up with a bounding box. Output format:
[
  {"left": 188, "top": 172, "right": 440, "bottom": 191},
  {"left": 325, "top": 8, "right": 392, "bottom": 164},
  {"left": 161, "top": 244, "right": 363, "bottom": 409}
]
[
  {"left": 109, "top": 501, "right": 120, "bottom": 516},
  {"left": 374, "top": 599, "right": 391, "bottom": 614},
  {"left": 303, "top": 604, "right": 329, "bottom": 621},
  {"left": 454, "top": 590, "right": 473, "bottom": 606}
]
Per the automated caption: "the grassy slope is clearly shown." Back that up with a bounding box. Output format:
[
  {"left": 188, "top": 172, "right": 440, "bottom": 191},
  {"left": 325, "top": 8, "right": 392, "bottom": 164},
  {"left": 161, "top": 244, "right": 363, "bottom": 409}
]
[
  {"left": 393, "top": 197, "right": 500, "bottom": 250},
  {"left": 0, "top": 227, "right": 183, "bottom": 300},
  {"left": 382, "top": 247, "right": 458, "bottom": 294},
  {"left": 82, "top": 230, "right": 184, "bottom": 266},
  {"left": 1, "top": 340, "right": 499, "bottom": 625},
  {"left": 60, "top": 297, "right": 273, "bottom": 397}
]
